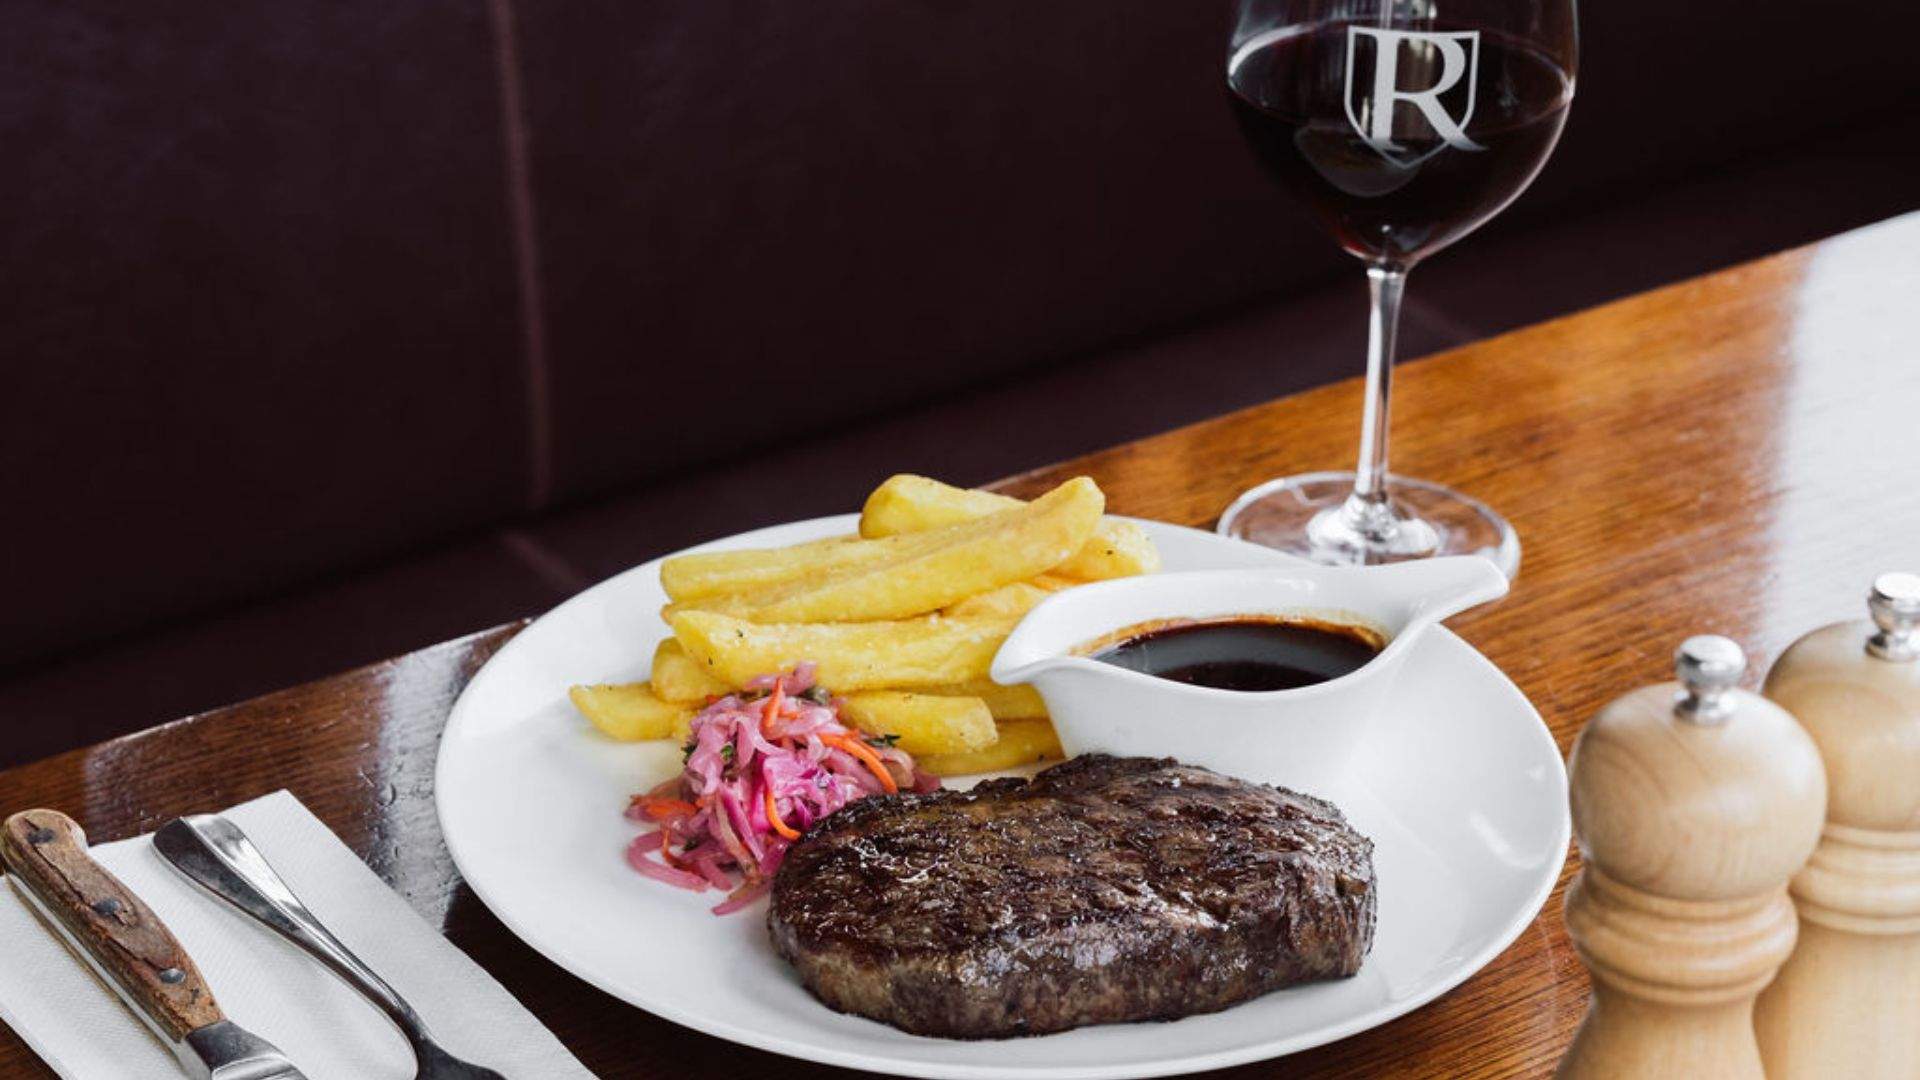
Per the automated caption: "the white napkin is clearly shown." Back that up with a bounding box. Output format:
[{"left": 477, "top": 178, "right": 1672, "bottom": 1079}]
[{"left": 0, "top": 791, "right": 593, "bottom": 1079}]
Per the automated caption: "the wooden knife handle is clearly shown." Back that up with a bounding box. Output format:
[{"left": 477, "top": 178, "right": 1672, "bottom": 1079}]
[{"left": 1, "top": 809, "right": 222, "bottom": 1041}]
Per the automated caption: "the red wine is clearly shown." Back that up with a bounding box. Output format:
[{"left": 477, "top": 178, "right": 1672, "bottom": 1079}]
[{"left": 1229, "top": 23, "right": 1572, "bottom": 264}]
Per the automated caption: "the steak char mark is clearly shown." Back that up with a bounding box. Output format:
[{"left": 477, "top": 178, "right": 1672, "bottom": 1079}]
[{"left": 768, "top": 754, "right": 1377, "bottom": 1038}]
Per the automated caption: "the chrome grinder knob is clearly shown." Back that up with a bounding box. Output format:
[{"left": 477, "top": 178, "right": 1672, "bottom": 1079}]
[
  {"left": 1867, "top": 572, "right": 1920, "bottom": 662},
  {"left": 1674, "top": 634, "right": 1746, "bottom": 724}
]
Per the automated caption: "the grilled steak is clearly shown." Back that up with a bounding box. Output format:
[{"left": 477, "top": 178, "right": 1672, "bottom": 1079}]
[{"left": 768, "top": 754, "right": 1376, "bottom": 1038}]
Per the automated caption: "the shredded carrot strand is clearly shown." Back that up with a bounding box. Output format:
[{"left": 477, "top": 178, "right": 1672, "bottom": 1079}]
[
  {"left": 638, "top": 797, "right": 698, "bottom": 820},
  {"left": 823, "top": 733, "right": 899, "bottom": 794},
  {"left": 760, "top": 682, "right": 786, "bottom": 739},
  {"left": 659, "top": 829, "right": 681, "bottom": 866},
  {"left": 764, "top": 785, "right": 803, "bottom": 841}
]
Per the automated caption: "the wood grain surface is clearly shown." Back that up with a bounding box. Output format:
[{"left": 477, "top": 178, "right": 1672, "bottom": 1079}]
[
  {"left": 3, "top": 213, "right": 1918, "bottom": 1078},
  {"left": 1752, "top": 612, "right": 1920, "bottom": 1077},
  {"left": 1, "top": 810, "right": 222, "bottom": 1041}
]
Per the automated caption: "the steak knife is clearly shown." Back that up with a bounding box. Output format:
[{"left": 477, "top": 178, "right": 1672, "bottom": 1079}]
[{"left": 1, "top": 809, "right": 309, "bottom": 1080}]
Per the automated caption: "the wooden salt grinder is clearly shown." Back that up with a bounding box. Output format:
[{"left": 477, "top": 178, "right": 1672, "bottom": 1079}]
[
  {"left": 1558, "top": 636, "right": 1827, "bottom": 1080},
  {"left": 1754, "top": 572, "right": 1920, "bottom": 1078}
]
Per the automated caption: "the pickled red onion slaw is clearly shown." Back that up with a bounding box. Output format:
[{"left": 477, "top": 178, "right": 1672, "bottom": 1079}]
[{"left": 625, "top": 663, "right": 938, "bottom": 914}]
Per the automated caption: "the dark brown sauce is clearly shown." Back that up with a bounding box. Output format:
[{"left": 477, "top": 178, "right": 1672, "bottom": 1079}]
[{"left": 1088, "top": 616, "right": 1383, "bottom": 692}]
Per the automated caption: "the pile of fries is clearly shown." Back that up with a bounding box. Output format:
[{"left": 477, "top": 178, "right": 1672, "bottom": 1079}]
[{"left": 568, "top": 474, "right": 1158, "bottom": 775}]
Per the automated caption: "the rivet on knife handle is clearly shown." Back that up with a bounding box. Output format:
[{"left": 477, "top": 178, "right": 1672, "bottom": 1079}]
[{"left": 1, "top": 809, "right": 222, "bottom": 1042}]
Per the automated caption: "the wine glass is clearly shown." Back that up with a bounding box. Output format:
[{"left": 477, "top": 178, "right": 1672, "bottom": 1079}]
[{"left": 1217, "top": 0, "right": 1578, "bottom": 577}]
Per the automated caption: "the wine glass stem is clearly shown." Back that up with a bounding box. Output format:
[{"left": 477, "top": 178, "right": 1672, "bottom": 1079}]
[{"left": 1345, "top": 264, "right": 1408, "bottom": 539}]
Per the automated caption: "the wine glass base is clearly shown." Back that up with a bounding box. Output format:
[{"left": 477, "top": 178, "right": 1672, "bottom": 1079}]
[{"left": 1217, "top": 471, "right": 1520, "bottom": 579}]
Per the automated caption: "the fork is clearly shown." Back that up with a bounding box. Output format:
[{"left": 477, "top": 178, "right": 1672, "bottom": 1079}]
[{"left": 153, "top": 814, "right": 507, "bottom": 1080}]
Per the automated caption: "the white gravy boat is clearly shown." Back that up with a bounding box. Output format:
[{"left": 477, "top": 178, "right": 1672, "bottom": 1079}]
[{"left": 990, "top": 556, "right": 1509, "bottom": 789}]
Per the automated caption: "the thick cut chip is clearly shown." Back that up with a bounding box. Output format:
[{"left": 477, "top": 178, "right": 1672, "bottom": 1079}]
[
  {"left": 673, "top": 478, "right": 1103, "bottom": 624},
  {"left": 915, "top": 719, "right": 1064, "bottom": 776},
  {"left": 933, "top": 679, "right": 1048, "bottom": 720},
  {"left": 860, "top": 474, "right": 1158, "bottom": 580},
  {"left": 650, "top": 639, "right": 730, "bottom": 702},
  {"left": 653, "top": 631, "right": 1044, "bottom": 718},
  {"left": 568, "top": 682, "right": 690, "bottom": 742},
  {"left": 1055, "top": 520, "right": 1159, "bottom": 581},
  {"left": 670, "top": 611, "right": 1011, "bottom": 691},
  {"left": 838, "top": 692, "right": 997, "bottom": 756},
  {"left": 658, "top": 533, "right": 942, "bottom": 603},
  {"left": 939, "top": 579, "right": 1069, "bottom": 621}
]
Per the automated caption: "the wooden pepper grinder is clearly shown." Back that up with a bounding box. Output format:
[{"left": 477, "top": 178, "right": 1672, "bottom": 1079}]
[
  {"left": 1558, "top": 635, "right": 1827, "bottom": 1080},
  {"left": 1753, "top": 573, "right": 1920, "bottom": 1078}
]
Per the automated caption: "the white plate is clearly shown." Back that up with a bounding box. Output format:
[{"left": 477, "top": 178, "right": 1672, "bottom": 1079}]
[{"left": 435, "top": 516, "right": 1569, "bottom": 1079}]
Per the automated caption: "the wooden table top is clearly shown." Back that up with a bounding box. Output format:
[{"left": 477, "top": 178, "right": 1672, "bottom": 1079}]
[{"left": 5, "top": 213, "right": 1918, "bottom": 1078}]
